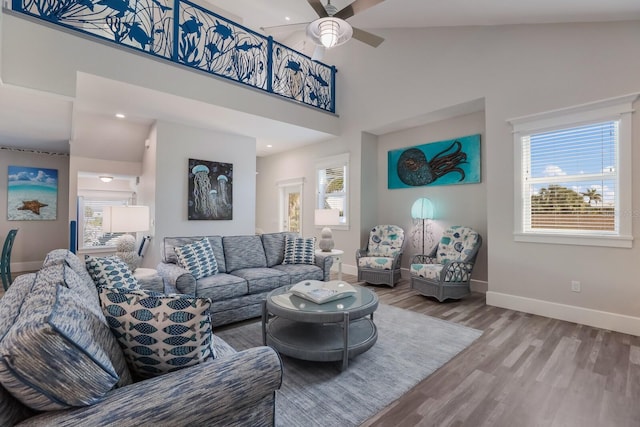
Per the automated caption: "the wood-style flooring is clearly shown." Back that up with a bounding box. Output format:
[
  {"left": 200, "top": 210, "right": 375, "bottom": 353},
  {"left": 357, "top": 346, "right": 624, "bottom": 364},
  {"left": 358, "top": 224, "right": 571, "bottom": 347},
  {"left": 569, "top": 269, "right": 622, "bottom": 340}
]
[{"left": 347, "top": 274, "right": 640, "bottom": 427}]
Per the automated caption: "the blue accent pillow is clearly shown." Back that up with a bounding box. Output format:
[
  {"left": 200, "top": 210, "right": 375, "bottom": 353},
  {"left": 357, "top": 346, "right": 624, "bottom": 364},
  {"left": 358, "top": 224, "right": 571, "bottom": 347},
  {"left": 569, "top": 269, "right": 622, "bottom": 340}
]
[
  {"left": 174, "top": 238, "right": 218, "bottom": 279},
  {"left": 283, "top": 237, "right": 316, "bottom": 265},
  {"left": 85, "top": 255, "right": 139, "bottom": 290},
  {"left": 99, "top": 288, "right": 215, "bottom": 379}
]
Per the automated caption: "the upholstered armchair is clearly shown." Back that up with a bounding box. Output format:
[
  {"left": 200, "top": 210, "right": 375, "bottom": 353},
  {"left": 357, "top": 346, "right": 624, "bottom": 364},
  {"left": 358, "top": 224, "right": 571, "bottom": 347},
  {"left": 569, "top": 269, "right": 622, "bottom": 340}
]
[
  {"left": 410, "top": 226, "right": 482, "bottom": 302},
  {"left": 356, "top": 225, "right": 405, "bottom": 287}
]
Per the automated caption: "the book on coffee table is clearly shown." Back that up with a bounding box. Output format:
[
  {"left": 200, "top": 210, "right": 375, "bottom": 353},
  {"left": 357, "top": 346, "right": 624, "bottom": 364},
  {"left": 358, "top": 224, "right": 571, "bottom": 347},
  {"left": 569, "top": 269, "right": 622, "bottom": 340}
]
[{"left": 289, "top": 280, "right": 357, "bottom": 304}]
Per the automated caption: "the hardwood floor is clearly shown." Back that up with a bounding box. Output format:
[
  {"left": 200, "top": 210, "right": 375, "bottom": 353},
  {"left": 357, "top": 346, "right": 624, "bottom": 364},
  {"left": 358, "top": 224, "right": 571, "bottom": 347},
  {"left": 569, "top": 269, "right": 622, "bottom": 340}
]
[{"left": 344, "top": 274, "right": 640, "bottom": 427}]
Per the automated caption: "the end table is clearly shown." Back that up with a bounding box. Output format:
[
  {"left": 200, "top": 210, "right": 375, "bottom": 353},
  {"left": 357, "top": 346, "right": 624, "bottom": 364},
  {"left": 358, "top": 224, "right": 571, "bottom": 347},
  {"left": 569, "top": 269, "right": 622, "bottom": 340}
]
[{"left": 315, "top": 249, "right": 344, "bottom": 281}]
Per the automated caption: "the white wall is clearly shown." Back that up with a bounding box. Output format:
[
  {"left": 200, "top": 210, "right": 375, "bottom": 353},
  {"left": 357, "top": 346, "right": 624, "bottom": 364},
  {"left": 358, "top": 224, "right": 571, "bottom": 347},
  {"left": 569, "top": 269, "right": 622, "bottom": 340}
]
[
  {"left": 147, "top": 120, "right": 257, "bottom": 267},
  {"left": 0, "top": 149, "right": 69, "bottom": 271},
  {"left": 258, "top": 21, "right": 640, "bottom": 334}
]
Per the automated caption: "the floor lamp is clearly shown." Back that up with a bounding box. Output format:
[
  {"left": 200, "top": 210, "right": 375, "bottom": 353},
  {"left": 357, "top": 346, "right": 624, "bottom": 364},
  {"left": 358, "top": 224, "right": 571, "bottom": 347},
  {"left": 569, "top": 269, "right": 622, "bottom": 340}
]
[{"left": 411, "top": 198, "right": 434, "bottom": 254}]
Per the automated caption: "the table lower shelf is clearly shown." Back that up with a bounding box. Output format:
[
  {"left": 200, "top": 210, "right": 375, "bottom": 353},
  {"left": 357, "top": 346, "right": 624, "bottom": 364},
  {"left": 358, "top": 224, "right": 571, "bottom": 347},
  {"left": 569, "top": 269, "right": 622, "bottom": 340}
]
[{"left": 264, "top": 316, "right": 377, "bottom": 366}]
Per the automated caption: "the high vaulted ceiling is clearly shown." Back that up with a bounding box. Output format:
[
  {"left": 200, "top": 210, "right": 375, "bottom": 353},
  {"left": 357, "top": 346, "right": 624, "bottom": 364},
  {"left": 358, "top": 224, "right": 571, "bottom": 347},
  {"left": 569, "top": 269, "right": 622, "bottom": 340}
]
[{"left": 1, "top": 0, "right": 640, "bottom": 160}]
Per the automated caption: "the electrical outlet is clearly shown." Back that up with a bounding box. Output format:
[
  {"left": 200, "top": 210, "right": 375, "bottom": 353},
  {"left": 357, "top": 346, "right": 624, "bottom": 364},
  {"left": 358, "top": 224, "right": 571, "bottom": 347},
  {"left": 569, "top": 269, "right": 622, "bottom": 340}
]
[{"left": 571, "top": 280, "right": 581, "bottom": 292}]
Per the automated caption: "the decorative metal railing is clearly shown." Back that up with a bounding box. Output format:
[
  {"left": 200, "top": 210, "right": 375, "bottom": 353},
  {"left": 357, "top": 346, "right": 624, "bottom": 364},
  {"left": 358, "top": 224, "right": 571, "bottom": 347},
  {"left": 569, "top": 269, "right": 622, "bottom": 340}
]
[{"left": 10, "top": 0, "right": 337, "bottom": 113}]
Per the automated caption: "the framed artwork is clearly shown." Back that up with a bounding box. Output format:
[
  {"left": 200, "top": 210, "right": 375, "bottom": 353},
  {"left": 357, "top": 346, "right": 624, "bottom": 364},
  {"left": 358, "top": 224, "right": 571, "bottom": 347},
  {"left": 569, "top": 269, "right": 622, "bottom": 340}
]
[
  {"left": 7, "top": 166, "right": 58, "bottom": 220},
  {"left": 388, "top": 134, "right": 481, "bottom": 189},
  {"left": 188, "top": 158, "right": 233, "bottom": 220}
]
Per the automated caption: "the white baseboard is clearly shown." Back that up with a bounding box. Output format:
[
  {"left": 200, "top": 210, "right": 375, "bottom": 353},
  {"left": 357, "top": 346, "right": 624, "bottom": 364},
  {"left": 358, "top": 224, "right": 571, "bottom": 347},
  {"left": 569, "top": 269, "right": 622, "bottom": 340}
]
[
  {"left": 487, "top": 291, "right": 640, "bottom": 337},
  {"left": 11, "top": 261, "right": 43, "bottom": 273}
]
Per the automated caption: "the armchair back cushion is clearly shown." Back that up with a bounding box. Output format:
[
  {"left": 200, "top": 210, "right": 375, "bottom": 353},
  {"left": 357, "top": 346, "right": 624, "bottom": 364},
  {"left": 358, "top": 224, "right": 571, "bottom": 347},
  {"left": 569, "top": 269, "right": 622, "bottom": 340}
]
[
  {"left": 367, "top": 225, "right": 405, "bottom": 257},
  {"left": 436, "top": 226, "right": 481, "bottom": 264},
  {"left": 163, "top": 236, "right": 226, "bottom": 273}
]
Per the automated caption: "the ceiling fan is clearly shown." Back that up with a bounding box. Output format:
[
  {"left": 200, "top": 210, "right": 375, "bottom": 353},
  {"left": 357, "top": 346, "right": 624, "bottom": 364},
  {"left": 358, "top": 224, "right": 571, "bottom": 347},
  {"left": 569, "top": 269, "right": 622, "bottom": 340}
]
[{"left": 262, "top": 0, "right": 386, "bottom": 60}]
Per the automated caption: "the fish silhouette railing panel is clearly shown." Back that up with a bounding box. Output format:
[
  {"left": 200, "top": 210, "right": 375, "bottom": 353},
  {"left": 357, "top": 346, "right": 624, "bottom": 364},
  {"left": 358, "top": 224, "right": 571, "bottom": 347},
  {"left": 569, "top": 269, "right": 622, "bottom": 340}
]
[{"left": 10, "top": 0, "right": 336, "bottom": 113}]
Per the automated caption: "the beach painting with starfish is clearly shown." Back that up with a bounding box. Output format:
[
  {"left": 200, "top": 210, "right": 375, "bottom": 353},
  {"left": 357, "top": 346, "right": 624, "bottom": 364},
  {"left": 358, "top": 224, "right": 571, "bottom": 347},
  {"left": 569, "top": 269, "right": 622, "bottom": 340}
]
[{"left": 7, "top": 166, "right": 57, "bottom": 220}]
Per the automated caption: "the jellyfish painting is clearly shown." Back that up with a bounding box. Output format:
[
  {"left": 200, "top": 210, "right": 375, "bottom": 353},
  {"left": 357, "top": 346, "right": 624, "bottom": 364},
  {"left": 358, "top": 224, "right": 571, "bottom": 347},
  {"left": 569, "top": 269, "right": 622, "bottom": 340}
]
[
  {"left": 188, "top": 159, "right": 233, "bottom": 220},
  {"left": 388, "top": 134, "right": 481, "bottom": 189}
]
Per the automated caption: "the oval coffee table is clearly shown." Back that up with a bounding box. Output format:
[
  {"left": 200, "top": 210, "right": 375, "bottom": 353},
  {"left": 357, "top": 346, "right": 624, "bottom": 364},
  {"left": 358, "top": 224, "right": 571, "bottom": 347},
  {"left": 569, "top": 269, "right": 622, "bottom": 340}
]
[{"left": 262, "top": 283, "right": 378, "bottom": 371}]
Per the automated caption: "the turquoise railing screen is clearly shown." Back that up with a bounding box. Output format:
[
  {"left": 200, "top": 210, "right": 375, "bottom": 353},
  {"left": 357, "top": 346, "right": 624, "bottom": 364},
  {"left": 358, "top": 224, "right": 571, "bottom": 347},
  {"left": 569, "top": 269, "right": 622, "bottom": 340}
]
[{"left": 10, "top": 0, "right": 337, "bottom": 113}]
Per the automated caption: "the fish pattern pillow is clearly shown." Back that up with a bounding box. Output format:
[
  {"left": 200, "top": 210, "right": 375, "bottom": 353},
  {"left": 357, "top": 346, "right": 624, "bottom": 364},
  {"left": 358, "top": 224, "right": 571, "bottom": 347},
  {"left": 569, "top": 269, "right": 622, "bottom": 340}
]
[{"left": 99, "top": 288, "right": 215, "bottom": 379}]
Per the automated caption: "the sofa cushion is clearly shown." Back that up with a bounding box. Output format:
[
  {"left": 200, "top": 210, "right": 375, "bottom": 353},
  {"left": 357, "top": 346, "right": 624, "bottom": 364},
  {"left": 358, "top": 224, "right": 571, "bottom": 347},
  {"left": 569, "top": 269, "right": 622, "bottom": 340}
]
[
  {"left": 282, "top": 236, "right": 316, "bottom": 265},
  {"left": 175, "top": 238, "right": 218, "bottom": 279},
  {"left": 164, "top": 236, "right": 226, "bottom": 273},
  {"left": 223, "top": 235, "right": 267, "bottom": 272},
  {"left": 230, "top": 268, "right": 289, "bottom": 294},
  {"left": 44, "top": 249, "right": 96, "bottom": 291},
  {"left": 196, "top": 273, "right": 248, "bottom": 301},
  {"left": 100, "top": 288, "right": 215, "bottom": 380},
  {"left": 0, "top": 384, "right": 33, "bottom": 427},
  {"left": 85, "top": 255, "right": 139, "bottom": 290},
  {"left": 358, "top": 256, "right": 394, "bottom": 270},
  {"left": 261, "top": 232, "right": 298, "bottom": 267},
  {"left": 272, "top": 264, "right": 323, "bottom": 284},
  {"left": 0, "top": 269, "right": 132, "bottom": 411}
]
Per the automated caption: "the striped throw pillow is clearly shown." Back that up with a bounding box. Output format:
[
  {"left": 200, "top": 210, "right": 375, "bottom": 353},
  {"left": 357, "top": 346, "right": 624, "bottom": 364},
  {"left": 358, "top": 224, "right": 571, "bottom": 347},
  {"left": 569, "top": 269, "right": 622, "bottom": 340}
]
[
  {"left": 283, "top": 237, "right": 316, "bottom": 265},
  {"left": 174, "top": 239, "right": 218, "bottom": 279}
]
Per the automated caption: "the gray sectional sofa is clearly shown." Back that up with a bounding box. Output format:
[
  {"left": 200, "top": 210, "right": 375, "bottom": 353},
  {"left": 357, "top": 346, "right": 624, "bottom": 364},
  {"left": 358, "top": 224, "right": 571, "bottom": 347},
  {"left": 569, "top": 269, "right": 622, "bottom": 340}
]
[
  {"left": 0, "top": 249, "right": 282, "bottom": 426},
  {"left": 157, "top": 232, "right": 333, "bottom": 327}
]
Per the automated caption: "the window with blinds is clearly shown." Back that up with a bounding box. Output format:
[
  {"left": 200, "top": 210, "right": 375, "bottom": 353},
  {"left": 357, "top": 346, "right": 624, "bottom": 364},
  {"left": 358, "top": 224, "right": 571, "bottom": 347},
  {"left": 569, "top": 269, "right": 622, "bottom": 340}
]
[
  {"left": 79, "top": 195, "right": 133, "bottom": 249},
  {"left": 316, "top": 153, "right": 349, "bottom": 226},
  {"left": 510, "top": 92, "right": 636, "bottom": 248},
  {"left": 523, "top": 121, "right": 618, "bottom": 233}
]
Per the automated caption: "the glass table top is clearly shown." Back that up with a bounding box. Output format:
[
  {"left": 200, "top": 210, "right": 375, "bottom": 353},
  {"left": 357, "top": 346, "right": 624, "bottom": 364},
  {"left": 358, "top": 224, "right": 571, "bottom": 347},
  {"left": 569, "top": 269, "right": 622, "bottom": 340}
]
[{"left": 269, "top": 284, "right": 376, "bottom": 314}]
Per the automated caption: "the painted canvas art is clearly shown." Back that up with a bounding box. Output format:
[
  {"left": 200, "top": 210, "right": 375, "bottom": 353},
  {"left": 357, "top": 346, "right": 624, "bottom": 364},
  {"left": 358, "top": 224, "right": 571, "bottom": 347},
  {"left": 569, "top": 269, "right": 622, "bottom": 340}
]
[
  {"left": 388, "top": 134, "right": 481, "bottom": 189},
  {"left": 188, "top": 158, "right": 233, "bottom": 220},
  {"left": 7, "top": 166, "right": 58, "bottom": 220}
]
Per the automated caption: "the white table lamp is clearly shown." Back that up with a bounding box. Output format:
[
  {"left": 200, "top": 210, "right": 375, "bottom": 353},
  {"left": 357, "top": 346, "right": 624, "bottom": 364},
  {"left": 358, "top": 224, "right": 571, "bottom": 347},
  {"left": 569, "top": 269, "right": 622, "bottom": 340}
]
[
  {"left": 314, "top": 208, "right": 340, "bottom": 252},
  {"left": 102, "top": 205, "right": 150, "bottom": 271}
]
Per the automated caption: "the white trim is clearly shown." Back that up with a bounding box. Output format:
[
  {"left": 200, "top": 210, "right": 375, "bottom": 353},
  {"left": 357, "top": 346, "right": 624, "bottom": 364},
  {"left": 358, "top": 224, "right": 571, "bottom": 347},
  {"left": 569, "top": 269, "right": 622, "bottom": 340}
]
[
  {"left": 486, "top": 291, "right": 640, "bottom": 336},
  {"left": 276, "top": 177, "right": 305, "bottom": 188},
  {"left": 514, "top": 232, "right": 633, "bottom": 248},
  {"left": 314, "top": 152, "right": 349, "bottom": 169}
]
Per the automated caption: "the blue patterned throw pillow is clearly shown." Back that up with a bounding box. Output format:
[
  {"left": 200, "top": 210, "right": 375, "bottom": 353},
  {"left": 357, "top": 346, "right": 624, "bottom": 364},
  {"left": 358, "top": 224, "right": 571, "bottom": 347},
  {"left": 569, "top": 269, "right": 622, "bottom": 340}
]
[
  {"left": 85, "top": 255, "right": 139, "bottom": 290},
  {"left": 174, "top": 238, "right": 218, "bottom": 279},
  {"left": 99, "top": 288, "right": 215, "bottom": 379},
  {"left": 283, "top": 237, "right": 316, "bottom": 265}
]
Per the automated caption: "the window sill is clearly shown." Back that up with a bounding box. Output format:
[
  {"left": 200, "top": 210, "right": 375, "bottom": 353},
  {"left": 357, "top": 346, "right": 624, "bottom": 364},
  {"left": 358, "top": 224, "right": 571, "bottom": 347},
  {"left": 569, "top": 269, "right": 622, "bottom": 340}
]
[
  {"left": 514, "top": 232, "right": 632, "bottom": 248},
  {"left": 315, "top": 224, "right": 349, "bottom": 231}
]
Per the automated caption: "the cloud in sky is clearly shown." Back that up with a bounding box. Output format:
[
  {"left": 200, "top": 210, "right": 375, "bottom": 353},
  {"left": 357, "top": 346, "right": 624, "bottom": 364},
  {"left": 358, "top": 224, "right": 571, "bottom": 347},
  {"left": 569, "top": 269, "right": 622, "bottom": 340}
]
[{"left": 542, "top": 165, "right": 566, "bottom": 177}]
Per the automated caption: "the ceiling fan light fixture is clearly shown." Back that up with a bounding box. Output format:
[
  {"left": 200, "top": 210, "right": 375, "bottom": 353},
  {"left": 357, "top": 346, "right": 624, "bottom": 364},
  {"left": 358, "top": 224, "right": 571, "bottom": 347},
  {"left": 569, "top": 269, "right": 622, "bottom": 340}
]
[{"left": 307, "top": 17, "right": 353, "bottom": 49}]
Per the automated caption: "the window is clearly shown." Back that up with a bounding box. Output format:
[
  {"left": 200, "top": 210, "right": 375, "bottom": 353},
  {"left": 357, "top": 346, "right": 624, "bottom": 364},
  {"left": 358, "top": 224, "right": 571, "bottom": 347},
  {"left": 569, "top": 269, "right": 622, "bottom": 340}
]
[
  {"left": 316, "top": 153, "right": 349, "bottom": 228},
  {"left": 78, "top": 194, "right": 134, "bottom": 250},
  {"left": 509, "top": 93, "right": 637, "bottom": 248}
]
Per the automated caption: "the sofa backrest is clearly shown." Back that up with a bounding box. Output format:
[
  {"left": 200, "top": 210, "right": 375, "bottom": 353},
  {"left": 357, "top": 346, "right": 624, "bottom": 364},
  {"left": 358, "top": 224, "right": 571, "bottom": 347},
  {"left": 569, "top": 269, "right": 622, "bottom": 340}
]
[
  {"left": 163, "top": 236, "right": 226, "bottom": 273},
  {"left": 223, "top": 235, "right": 267, "bottom": 272},
  {"left": 261, "top": 232, "right": 299, "bottom": 267}
]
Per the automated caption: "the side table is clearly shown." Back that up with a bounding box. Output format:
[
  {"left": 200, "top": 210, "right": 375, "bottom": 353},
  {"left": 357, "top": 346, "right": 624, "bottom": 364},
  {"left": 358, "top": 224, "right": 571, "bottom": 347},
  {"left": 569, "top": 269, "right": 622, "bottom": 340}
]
[
  {"left": 315, "top": 249, "right": 344, "bottom": 281},
  {"left": 133, "top": 268, "right": 165, "bottom": 293}
]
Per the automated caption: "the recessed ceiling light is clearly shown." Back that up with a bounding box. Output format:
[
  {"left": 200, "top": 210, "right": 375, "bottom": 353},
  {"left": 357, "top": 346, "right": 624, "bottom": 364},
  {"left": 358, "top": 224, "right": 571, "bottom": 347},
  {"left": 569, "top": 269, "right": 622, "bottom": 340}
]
[
  {"left": 267, "top": 144, "right": 273, "bottom": 148},
  {"left": 285, "top": 16, "right": 290, "bottom": 21},
  {"left": 99, "top": 176, "right": 114, "bottom": 183},
  {"left": 115, "top": 113, "right": 126, "bottom": 119}
]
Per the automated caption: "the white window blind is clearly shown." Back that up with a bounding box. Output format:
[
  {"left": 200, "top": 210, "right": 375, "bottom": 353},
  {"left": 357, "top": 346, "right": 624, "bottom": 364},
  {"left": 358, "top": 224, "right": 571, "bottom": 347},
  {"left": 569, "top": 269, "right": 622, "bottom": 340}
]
[
  {"left": 316, "top": 153, "right": 349, "bottom": 226},
  {"left": 79, "top": 195, "right": 133, "bottom": 249},
  {"left": 523, "top": 121, "right": 618, "bottom": 233}
]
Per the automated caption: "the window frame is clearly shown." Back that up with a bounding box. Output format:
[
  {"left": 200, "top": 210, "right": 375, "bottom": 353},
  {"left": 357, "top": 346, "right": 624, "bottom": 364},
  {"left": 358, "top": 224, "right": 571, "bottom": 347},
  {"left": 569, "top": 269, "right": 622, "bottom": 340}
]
[
  {"left": 315, "top": 153, "right": 350, "bottom": 230},
  {"left": 77, "top": 191, "right": 136, "bottom": 252},
  {"left": 509, "top": 93, "right": 638, "bottom": 248},
  {"left": 277, "top": 177, "right": 305, "bottom": 233}
]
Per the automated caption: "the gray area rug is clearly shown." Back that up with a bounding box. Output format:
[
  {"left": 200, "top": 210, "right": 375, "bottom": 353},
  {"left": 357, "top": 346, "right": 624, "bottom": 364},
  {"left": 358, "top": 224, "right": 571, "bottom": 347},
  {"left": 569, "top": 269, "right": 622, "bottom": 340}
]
[{"left": 216, "top": 303, "right": 483, "bottom": 427}]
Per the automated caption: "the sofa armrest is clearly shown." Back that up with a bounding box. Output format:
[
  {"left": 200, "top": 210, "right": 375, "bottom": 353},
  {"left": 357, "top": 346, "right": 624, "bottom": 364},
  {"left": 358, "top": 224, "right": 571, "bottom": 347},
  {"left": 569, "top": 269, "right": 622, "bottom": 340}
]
[
  {"left": 314, "top": 253, "right": 334, "bottom": 281},
  {"left": 157, "top": 262, "right": 196, "bottom": 295},
  {"left": 18, "top": 346, "right": 282, "bottom": 427}
]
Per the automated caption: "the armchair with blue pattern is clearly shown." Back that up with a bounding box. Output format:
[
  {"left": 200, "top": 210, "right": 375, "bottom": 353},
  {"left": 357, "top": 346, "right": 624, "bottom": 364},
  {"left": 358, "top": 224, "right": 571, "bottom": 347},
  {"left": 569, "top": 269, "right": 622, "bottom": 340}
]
[
  {"left": 356, "top": 225, "right": 405, "bottom": 287},
  {"left": 410, "top": 226, "right": 482, "bottom": 302}
]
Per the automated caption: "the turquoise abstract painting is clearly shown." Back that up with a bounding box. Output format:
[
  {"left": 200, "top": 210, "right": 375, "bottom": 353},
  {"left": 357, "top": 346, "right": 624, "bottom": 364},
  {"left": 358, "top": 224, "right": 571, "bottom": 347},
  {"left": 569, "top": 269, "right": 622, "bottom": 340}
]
[
  {"left": 388, "top": 134, "right": 481, "bottom": 189},
  {"left": 7, "top": 166, "right": 58, "bottom": 220}
]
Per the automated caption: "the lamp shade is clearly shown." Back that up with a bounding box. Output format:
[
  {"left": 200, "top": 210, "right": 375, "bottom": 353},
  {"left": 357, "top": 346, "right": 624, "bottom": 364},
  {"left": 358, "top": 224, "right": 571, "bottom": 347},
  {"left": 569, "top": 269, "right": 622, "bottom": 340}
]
[
  {"left": 314, "top": 208, "right": 340, "bottom": 226},
  {"left": 306, "top": 17, "right": 353, "bottom": 49},
  {"left": 102, "top": 205, "right": 150, "bottom": 233},
  {"left": 411, "top": 198, "right": 434, "bottom": 220}
]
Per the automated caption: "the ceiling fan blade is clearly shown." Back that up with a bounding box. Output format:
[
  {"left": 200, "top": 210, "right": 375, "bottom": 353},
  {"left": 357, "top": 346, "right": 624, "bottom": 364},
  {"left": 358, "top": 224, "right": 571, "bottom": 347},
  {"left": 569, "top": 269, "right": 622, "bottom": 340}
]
[
  {"left": 311, "top": 45, "right": 325, "bottom": 61},
  {"left": 307, "top": 0, "right": 328, "bottom": 18},
  {"left": 352, "top": 27, "right": 384, "bottom": 47},
  {"left": 334, "top": 0, "right": 386, "bottom": 20}
]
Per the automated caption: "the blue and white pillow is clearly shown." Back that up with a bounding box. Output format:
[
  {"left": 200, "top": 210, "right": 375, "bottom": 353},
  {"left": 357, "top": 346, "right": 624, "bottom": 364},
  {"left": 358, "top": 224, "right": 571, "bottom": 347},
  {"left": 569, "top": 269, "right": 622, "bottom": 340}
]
[
  {"left": 85, "top": 255, "right": 139, "bottom": 290},
  {"left": 283, "top": 237, "right": 316, "bottom": 265},
  {"left": 175, "top": 238, "right": 218, "bottom": 279},
  {"left": 99, "top": 288, "right": 215, "bottom": 379}
]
